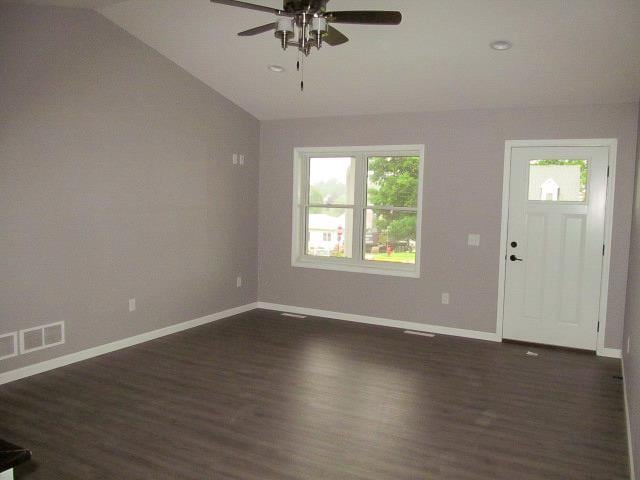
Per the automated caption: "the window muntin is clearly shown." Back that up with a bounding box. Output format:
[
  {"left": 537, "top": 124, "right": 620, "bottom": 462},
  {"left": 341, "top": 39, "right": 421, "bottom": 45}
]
[
  {"left": 528, "top": 159, "right": 588, "bottom": 202},
  {"left": 293, "top": 146, "right": 424, "bottom": 277}
]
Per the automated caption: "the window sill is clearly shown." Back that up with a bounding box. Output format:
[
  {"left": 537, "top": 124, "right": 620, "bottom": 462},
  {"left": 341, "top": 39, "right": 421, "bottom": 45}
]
[{"left": 292, "top": 257, "right": 420, "bottom": 278}]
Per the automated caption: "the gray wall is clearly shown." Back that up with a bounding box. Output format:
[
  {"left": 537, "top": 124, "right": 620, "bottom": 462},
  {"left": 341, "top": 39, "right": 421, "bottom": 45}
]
[
  {"left": 623, "top": 102, "right": 640, "bottom": 478},
  {"left": 259, "top": 104, "right": 639, "bottom": 349},
  {"left": 0, "top": 5, "right": 259, "bottom": 373}
]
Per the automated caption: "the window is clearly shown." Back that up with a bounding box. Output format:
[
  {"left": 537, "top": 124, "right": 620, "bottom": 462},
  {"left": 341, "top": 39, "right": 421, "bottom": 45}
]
[
  {"left": 292, "top": 145, "right": 424, "bottom": 277},
  {"left": 528, "top": 159, "right": 588, "bottom": 202}
]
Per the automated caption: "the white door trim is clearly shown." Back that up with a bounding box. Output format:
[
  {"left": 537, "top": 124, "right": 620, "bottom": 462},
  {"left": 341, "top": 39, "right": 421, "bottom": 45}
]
[{"left": 496, "top": 139, "right": 618, "bottom": 357}]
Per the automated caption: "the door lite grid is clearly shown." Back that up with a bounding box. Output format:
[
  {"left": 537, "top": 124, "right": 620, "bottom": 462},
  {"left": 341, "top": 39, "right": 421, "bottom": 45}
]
[{"left": 294, "top": 146, "right": 423, "bottom": 277}]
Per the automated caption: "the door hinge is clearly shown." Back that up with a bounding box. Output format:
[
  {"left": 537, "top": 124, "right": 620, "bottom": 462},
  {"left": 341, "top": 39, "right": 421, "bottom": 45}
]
[
  {"left": 603, "top": 244, "right": 605, "bottom": 256},
  {"left": 607, "top": 166, "right": 610, "bottom": 177},
  {"left": 597, "top": 321, "right": 600, "bottom": 333}
]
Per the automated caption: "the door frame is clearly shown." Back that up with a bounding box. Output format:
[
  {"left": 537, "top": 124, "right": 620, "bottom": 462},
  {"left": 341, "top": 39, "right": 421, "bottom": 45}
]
[{"left": 496, "top": 139, "right": 618, "bottom": 357}]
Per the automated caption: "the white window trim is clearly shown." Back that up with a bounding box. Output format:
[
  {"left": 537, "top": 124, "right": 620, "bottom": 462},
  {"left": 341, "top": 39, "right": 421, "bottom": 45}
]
[{"left": 291, "top": 144, "right": 425, "bottom": 278}]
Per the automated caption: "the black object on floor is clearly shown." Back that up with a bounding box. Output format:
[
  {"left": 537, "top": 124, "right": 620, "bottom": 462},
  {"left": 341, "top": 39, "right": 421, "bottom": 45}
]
[{"left": 0, "top": 438, "right": 31, "bottom": 473}]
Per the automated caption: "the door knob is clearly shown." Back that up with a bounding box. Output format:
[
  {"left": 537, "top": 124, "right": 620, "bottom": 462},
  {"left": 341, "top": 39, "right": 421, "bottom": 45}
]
[{"left": 510, "top": 254, "right": 523, "bottom": 262}]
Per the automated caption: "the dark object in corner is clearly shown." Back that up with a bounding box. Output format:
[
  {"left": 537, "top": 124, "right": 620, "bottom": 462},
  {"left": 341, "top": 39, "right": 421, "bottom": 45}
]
[{"left": 0, "top": 439, "right": 31, "bottom": 473}]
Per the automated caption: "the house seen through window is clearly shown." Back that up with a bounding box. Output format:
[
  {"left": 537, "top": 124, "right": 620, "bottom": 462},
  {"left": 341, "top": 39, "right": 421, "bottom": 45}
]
[{"left": 528, "top": 159, "right": 589, "bottom": 202}]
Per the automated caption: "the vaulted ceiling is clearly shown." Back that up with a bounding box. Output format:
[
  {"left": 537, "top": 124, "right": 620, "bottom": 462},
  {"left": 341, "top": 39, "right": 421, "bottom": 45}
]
[{"left": 9, "top": 0, "right": 640, "bottom": 120}]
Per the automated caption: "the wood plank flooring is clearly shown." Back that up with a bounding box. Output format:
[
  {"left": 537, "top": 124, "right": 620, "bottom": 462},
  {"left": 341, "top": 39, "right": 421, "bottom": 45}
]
[{"left": 0, "top": 309, "right": 629, "bottom": 479}]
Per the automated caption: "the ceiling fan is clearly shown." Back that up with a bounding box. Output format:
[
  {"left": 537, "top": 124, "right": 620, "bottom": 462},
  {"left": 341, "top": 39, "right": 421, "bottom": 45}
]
[{"left": 210, "top": 0, "right": 402, "bottom": 89}]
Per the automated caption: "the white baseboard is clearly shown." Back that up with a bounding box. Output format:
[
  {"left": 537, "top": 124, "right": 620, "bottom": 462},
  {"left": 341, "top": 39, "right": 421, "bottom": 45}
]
[
  {"left": 0, "top": 302, "right": 258, "bottom": 386},
  {"left": 256, "top": 302, "right": 502, "bottom": 342},
  {"left": 598, "top": 347, "right": 623, "bottom": 359},
  {"left": 0, "top": 468, "right": 13, "bottom": 480},
  {"left": 1, "top": 300, "right": 622, "bottom": 387},
  {"left": 623, "top": 359, "right": 636, "bottom": 480}
]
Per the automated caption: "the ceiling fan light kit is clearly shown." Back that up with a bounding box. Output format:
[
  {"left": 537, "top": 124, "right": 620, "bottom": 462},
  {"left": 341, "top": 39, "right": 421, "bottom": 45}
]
[
  {"left": 211, "top": 0, "right": 402, "bottom": 90},
  {"left": 275, "top": 18, "right": 295, "bottom": 48}
]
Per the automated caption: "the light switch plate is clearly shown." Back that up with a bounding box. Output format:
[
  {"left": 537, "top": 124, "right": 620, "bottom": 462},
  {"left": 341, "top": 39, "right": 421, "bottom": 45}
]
[
  {"left": 467, "top": 234, "right": 480, "bottom": 246},
  {"left": 232, "top": 154, "right": 238, "bottom": 165},
  {"left": 441, "top": 293, "right": 450, "bottom": 305}
]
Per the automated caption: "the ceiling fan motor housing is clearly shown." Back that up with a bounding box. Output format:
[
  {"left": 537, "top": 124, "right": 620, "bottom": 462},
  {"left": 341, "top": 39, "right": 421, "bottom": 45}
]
[{"left": 284, "top": 0, "right": 326, "bottom": 14}]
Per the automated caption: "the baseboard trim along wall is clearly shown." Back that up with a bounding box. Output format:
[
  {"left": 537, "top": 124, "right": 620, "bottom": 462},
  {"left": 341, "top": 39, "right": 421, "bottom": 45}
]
[
  {"left": 623, "top": 360, "right": 637, "bottom": 480},
  {"left": 599, "top": 347, "right": 623, "bottom": 359},
  {"left": 256, "top": 302, "right": 502, "bottom": 342},
  {"left": 1, "top": 302, "right": 623, "bottom": 386},
  {"left": 0, "top": 302, "right": 258, "bottom": 386}
]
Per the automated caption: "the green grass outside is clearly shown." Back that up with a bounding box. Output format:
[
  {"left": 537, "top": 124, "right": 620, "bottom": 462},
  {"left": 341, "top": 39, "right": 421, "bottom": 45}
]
[{"left": 367, "top": 251, "right": 416, "bottom": 264}]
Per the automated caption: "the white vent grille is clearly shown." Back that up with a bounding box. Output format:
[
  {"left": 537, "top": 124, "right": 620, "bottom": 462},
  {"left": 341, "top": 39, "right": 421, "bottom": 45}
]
[
  {"left": 281, "top": 313, "right": 307, "bottom": 319},
  {"left": 20, "top": 322, "right": 65, "bottom": 354},
  {"left": 0, "top": 332, "right": 18, "bottom": 360}
]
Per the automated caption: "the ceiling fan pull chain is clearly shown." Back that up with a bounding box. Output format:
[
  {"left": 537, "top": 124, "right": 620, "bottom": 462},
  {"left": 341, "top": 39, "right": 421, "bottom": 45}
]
[{"left": 300, "top": 53, "right": 304, "bottom": 92}]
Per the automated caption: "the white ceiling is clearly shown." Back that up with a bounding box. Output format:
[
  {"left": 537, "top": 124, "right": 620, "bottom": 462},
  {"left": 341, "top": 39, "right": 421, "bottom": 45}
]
[
  {"left": 15, "top": 0, "right": 640, "bottom": 120},
  {"left": 7, "top": 0, "right": 123, "bottom": 7}
]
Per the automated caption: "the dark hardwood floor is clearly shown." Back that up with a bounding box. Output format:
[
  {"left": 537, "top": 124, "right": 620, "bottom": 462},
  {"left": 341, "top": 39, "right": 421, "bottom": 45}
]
[{"left": 0, "top": 309, "right": 629, "bottom": 479}]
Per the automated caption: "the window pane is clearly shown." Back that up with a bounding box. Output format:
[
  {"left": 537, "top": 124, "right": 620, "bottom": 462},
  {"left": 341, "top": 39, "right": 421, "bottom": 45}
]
[
  {"left": 309, "top": 157, "right": 355, "bottom": 205},
  {"left": 307, "top": 207, "right": 353, "bottom": 258},
  {"left": 528, "top": 159, "right": 588, "bottom": 202},
  {"left": 367, "top": 156, "right": 419, "bottom": 207},
  {"left": 364, "top": 209, "right": 417, "bottom": 264}
]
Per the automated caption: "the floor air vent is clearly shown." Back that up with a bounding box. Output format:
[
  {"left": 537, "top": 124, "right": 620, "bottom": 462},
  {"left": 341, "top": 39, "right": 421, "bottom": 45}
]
[
  {"left": 403, "top": 330, "right": 435, "bottom": 337},
  {"left": 20, "top": 322, "right": 65, "bottom": 354},
  {"left": 0, "top": 332, "right": 18, "bottom": 360},
  {"left": 281, "top": 313, "right": 307, "bottom": 319}
]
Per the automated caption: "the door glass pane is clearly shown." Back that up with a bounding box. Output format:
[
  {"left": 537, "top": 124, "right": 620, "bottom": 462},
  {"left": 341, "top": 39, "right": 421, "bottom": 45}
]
[
  {"left": 306, "top": 207, "right": 353, "bottom": 258},
  {"left": 364, "top": 209, "right": 417, "bottom": 264},
  {"left": 528, "top": 159, "right": 588, "bottom": 202},
  {"left": 309, "top": 157, "right": 355, "bottom": 205},
  {"left": 367, "top": 156, "right": 419, "bottom": 207}
]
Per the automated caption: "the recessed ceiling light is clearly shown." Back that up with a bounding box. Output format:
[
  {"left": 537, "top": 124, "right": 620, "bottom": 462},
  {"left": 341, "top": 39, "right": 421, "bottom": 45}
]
[
  {"left": 268, "top": 65, "right": 285, "bottom": 73},
  {"left": 490, "top": 40, "right": 512, "bottom": 51}
]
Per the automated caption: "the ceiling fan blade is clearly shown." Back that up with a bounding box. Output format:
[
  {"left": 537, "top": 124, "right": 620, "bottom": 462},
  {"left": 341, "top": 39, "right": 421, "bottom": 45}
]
[
  {"left": 238, "top": 23, "right": 276, "bottom": 36},
  {"left": 324, "top": 26, "right": 349, "bottom": 46},
  {"left": 210, "top": 0, "right": 292, "bottom": 16},
  {"left": 325, "top": 11, "right": 402, "bottom": 25}
]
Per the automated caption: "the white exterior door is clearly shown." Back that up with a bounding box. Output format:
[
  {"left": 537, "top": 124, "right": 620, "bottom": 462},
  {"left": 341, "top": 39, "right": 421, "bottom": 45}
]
[{"left": 502, "top": 146, "right": 609, "bottom": 350}]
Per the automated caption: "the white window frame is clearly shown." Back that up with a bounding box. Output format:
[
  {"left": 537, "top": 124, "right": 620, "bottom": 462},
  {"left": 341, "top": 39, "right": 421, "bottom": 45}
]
[{"left": 291, "top": 144, "right": 425, "bottom": 278}]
